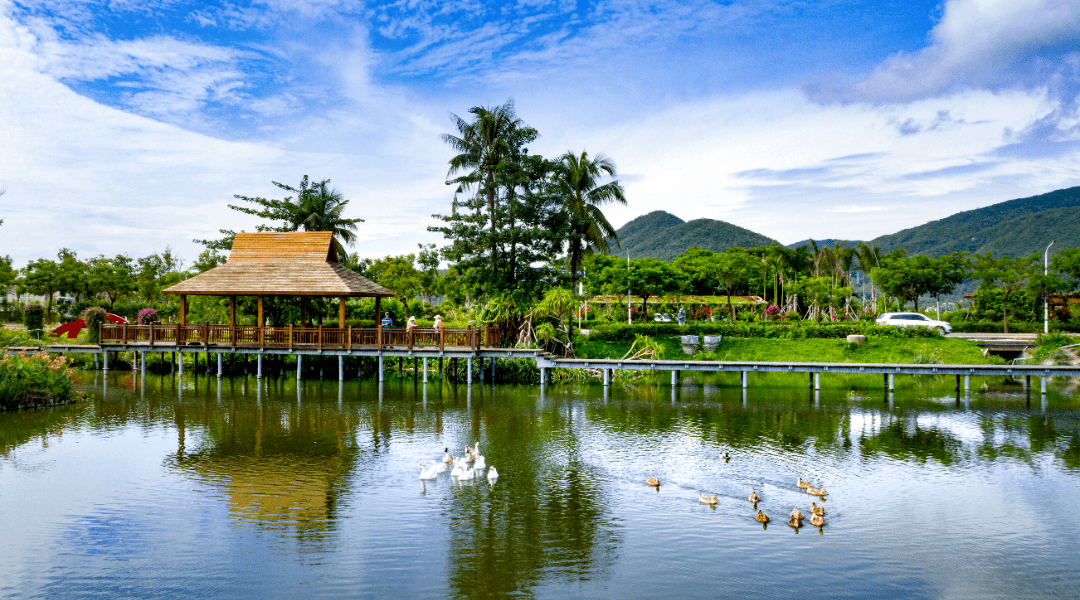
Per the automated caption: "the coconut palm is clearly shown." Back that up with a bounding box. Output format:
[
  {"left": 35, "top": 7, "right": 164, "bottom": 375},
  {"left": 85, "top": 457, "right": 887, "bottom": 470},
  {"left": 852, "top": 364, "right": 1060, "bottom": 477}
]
[
  {"left": 442, "top": 100, "right": 537, "bottom": 271},
  {"left": 551, "top": 150, "right": 627, "bottom": 298},
  {"left": 292, "top": 180, "right": 362, "bottom": 262}
]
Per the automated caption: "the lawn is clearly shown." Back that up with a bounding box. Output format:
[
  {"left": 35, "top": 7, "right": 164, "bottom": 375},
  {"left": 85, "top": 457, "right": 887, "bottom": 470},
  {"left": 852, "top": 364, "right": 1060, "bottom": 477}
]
[{"left": 575, "top": 335, "right": 993, "bottom": 365}]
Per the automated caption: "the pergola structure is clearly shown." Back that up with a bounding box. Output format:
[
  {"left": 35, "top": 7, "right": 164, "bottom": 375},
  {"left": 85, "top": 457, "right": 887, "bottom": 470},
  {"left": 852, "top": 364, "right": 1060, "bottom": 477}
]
[{"left": 163, "top": 231, "right": 394, "bottom": 327}]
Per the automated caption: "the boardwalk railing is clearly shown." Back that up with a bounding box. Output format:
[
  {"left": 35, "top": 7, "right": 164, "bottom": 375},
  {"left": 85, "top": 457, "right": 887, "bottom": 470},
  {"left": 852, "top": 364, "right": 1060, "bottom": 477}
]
[{"left": 99, "top": 323, "right": 500, "bottom": 351}]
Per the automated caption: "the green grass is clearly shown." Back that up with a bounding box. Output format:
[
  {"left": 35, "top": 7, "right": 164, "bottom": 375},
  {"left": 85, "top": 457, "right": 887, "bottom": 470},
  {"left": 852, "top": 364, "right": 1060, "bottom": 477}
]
[{"left": 576, "top": 335, "right": 992, "bottom": 365}]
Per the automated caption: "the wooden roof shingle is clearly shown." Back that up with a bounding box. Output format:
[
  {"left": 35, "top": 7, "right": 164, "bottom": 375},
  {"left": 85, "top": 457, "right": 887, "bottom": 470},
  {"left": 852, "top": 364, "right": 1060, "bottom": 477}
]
[{"left": 164, "top": 232, "right": 394, "bottom": 297}]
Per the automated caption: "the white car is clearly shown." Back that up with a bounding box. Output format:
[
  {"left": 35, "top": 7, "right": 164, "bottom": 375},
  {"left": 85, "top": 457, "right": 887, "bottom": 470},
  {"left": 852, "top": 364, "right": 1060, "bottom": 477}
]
[{"left": 875, "top": 312, "right": 951, "bottom": 335}]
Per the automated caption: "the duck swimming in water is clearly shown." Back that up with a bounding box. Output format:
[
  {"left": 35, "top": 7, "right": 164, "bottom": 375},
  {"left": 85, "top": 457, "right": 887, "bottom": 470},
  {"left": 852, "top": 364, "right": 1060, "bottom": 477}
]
[
  {"left": 647, "top": 477, "right": 660, "bottom": 487},
  {"left": 797, "top": 477, "right": 811, "bottom": 490},
  {"left": 720, "top": 452, "right": 730, "bottom": 462},
  {"left": 755, "top": 510, "right": 770, "bottom": 523},
  {"left": 699, "top": 494, "right": 719, "bottom": 505},
  {"left": 788, "top": 515, "right": 803, "bottom": 528},
  {"left": 811, "top": 514, "right": 825, "bottom": 527},
  {"left": 748, "top": 491, "right": 761, "bottom": 503},
  {"left": 790, "top": 507, "right": 804, "bottom": 522},
  {"left": 807, "top": 487, "right": 828, "bottom": 497},
  {"left": 442, "top": 448, "right": 454, "bottom": 464},
  {"left": 419, "top": 461, "right": 439, "bottom": 480},
  {"left": 487, "top": 466, "right": 499, "bottom": 482},
  {"left": 811, "top": 502, "right": 824, "bottom": 516}
]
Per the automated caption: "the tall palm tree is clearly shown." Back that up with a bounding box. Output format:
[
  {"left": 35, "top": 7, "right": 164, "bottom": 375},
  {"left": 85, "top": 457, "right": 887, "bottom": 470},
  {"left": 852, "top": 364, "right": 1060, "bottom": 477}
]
[
  {"left": 442, "top": 100, "right": 537, "bottom": 272},
  {"left": 551, "top": 150, "right": 627, "bottom": 298}
]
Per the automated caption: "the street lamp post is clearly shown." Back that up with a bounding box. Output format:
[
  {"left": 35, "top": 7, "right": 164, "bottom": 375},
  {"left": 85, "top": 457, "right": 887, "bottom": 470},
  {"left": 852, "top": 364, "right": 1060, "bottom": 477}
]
[
  {"left": 1045, "top": 240, "right": 1055, "bottom": 334},
  {"left": 627, "top": 250, "right": 632, "bottom": 326}
]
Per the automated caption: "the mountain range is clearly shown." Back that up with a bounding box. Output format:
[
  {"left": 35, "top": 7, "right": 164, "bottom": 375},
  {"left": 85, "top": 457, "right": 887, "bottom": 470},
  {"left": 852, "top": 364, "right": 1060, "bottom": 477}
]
[{"left": 613, "top": 186, "right": 1080, "bottom": 260}]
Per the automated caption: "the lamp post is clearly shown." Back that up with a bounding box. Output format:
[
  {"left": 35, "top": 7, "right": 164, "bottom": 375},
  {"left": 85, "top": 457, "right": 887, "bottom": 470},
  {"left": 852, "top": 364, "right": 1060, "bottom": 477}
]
[
  {"left": 627, "top": 250, "right": 632, "bottom": 326},
  {"left": 1045, "top": 240, "right": 1055, "bottom": 334}
]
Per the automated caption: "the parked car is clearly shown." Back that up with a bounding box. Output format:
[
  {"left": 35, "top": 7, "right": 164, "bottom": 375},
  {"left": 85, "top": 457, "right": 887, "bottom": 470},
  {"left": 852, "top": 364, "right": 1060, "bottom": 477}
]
[{"left": 874, "top": 312, "right": 951, "bottom": 335}]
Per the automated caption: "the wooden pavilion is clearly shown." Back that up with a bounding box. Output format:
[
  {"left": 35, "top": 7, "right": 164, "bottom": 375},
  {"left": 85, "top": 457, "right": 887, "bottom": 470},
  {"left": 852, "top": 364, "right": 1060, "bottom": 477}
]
[{"left": 163, "top": 231, "right": 394, "bottom": 328}]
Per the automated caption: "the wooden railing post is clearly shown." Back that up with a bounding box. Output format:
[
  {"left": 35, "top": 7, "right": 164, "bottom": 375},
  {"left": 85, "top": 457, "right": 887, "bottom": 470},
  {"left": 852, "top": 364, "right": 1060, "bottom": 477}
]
[
  {"left": 288, "top": 324, "right": 293, "bottom": 350},
  {"left": 149, "top": 323, "right": 155, "bottom": 347},
  {"left": 175, "top": 323, "right": 180, "bottom": 346},
  {"left": 377, "top": 324, "right": 383, "bottom": 350},
  {"left": 318, "top": 325, "right": 323, "bottom": 350},
  {"left": 439, "top": 328, "right": 444, "bottom": 352},
  {"left": 203, "top": 323, "right": 209, "bottom": 347},
  {"left": 259, "top": 325, "right": 265, "bottom": 349}
]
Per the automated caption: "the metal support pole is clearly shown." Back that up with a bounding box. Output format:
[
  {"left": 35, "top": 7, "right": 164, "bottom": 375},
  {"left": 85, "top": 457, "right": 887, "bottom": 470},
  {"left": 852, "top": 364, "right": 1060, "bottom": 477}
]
[
  {"left": 423, "top": 357, "right": 428, "bottom": 383},
  {"left": 297, "top": 354, "right": 302, "bottom": 380},
  {"left": 741, "top": 370, "right": 748, "bottom": 389},
  {"left": 467, "top": 357, "right": 473, "bottom": 384},
  {"left": 338, "top": 355, "right": 344, "bottom": 381},
  {"left": 965, "top": 375, "right": 970, "bottom": 391},
  {"left": 955, "top": 374, "right": 961, "bottom": 391},
  {"left": 604, "top": 368, "right": 611, "bottom": 386},
  {"left": 1041, "top": 376, "right": 1047, "bottom": 395},
  {"left": 140, "top": 352, "right": 145, "bottom": 379},
  {"left": 378, "top": 355, "right": 385, "bottom": 382},
  {"left": 103, "top": 350, "right": 109, "bottom": 371},
  {"left": 217, "top": 353, "right": 223, "bottom": 378},
  {"left": 438, "top": 357, "right": 443, "bottom": 380},
  {"left": 413, "top": 357, "right": 418, "bottom": 381},
  {"left": 813, "top": 372, "right": 820, "bottom": 391},
  {"left": 1024, "top": 375, "right": 1031, "bottom": 390},
  {"left": 888, "top": 373, "right": 894, "bottom": 391},
  {"left": 479, "top": 357, "right": 485, "bottom": 383},
  {"left": 398, "top": 357, "right": 402, "bottom": 380},
  {"left": 671, "top": 370, "right": 677, "bottom": 387},
  {"left": 883, "top": 373, "right": 888, "bottom": 390},
  {"left": 490, "top": 357, "right": 495, "bottom": 383},
  {"left": 258, "top": 354, "right": 263, "bottom": 379},
  {"left": 540, "top": 367, "right": 547, "bottom": 386},
  {"left": 178, "top": 351, "right": 183, "bottom": 376}
]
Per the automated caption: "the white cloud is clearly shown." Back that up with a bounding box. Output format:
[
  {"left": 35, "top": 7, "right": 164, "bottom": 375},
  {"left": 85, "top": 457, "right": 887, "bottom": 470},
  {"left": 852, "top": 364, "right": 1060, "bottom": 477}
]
[{"left": 806, "top": 0, "right": 1080, "bottom": 142}]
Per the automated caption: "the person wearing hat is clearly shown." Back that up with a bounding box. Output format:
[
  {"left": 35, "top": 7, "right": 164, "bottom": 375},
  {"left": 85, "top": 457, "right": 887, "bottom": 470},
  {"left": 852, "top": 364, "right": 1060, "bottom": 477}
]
[
  {"left": 434, "top": 315, "right": 445, "bottom": 331},
  {"left": 406, "top": 316, "right": 417, "bottom": 332}
]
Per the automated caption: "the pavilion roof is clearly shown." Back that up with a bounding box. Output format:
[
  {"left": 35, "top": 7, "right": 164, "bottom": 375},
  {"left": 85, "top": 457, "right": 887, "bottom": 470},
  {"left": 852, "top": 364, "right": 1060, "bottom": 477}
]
[{"left": 164, "top": 232, "right": 394, "bottom": 297}]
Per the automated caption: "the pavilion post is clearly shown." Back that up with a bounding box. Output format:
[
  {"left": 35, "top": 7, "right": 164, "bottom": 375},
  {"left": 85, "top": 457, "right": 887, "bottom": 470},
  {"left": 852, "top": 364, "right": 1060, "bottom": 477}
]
[
  {"left": 179, "top": 295, "right": 187, "bottom": 326},
  {"left": 374, "top": 296, "right": 382, "bottom": 325},
  {"left": 257, "top": 295, "right": 264, "bottom": 347},
  {"left": 339, "top": 297, "right": 346, "bottom": 329},
  {"left": 301, "top": 297, "right": 307, "bottom": 327}
]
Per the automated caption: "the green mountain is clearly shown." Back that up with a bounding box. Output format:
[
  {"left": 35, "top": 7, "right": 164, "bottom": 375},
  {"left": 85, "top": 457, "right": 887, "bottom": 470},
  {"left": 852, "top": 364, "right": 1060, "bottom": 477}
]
[
  {"left": 613, "top": 187, "right": 1080, "bottom": 262},
  {"left": 612, "top": 211, "right": 778, "bottom": 261},
  {"left": 870, "top": 186, "right": 1080, "bottom": 257}
]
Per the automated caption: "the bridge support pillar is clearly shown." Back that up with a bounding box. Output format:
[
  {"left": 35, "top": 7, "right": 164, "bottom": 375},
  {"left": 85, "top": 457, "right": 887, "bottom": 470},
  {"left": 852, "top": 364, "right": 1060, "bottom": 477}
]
[
  {"left": 259, "top": 354, "right": 264, "bottom": 379},
  {"left": 102, "top": 350, "right": 109, "bottom": 371},
  {"left": 178, "top": 351, "right": 183, "bottom": 377},
  {"left": 813, "top": 372, "right": 820, "bottom": 391},
  {"left": 964, "top": 375, "right": 970, "bottom": 391},
  {"left": 438, "top": 358, "right": 443, "bottom": 380},
  {"left": 217, "top": 353, "right": 223, "bottom": 378},
  {"left": 888, "top": 373, "right": 895, "bottom": 391},
  {"left": 378, "top": 355, "right": 384, "bottom": 382},
  {"left": 338, "top": 355, "right": 343, "bottom": 381},
  {"left": 539, "top": 367, "right": 547, "bottom": 386},
  {"left": 741, "top": 370, "right": 748, "bottom": 389},
  {"left": 671, "top": 370, "right": 677, "bottom": 387},
  {"left": 423, "top": 357, "right": 428, "bottom": 383},
  {"left": 955, "top": 374, "right": 961, "bottom": 392},
  {"left": 1041, "top": 376, "right": 1047, "bottom": 395},
  {"left": 140, "top": 352, "right": 146, "bottom": 379},
  {"left": 603, "top": 369, "right": 611, "bottom": 386},
  {"left": 479, "top": 357, "right": 485, "bottom": 383},
  {"left": 467, "top": 357, "right": 473, "bottom": 385},
  {"left": 297, "top": 355, "right": 302, "bottom": 380},
  {"left": 1024, "top": 375, "right": 1031, "bottom": 390},
  {"left": 491, "top": 358, "right": 495, "bottom": 383},
  {"left": 883, "top": 373, "right": 888, "bottom": 390}
]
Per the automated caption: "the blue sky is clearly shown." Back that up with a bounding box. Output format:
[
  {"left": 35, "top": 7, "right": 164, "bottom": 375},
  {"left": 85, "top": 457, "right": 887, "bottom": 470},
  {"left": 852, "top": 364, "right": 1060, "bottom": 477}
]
[{"left": 2, "top": 0, "right": 1079, "bottom": 266}]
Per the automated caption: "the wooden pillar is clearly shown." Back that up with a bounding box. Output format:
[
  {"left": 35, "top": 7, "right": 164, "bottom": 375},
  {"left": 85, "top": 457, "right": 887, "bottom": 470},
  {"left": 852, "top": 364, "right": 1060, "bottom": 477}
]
[
  {"left": 300, "top": 297, "right": 307, "bottom": 327},
  {"left": 374, "top": 296, "right": 382, "bottom": 324},
  {"left": 339, "top": 297, "right": 346, "bottom": 328},
  {"left": 179, "top": 295, "right": 187, "bottom": 326},
  {"left": 229, "top": 296, "right": 236, "bottom": 326},
  {"left": 257, "top": 295, "right": 264, "bottom": 327}
]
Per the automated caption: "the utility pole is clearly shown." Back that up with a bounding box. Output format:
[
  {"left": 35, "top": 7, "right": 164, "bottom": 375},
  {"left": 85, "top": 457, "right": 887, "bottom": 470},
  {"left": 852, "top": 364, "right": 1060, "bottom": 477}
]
[{"left": 1045, "top": 240, "right": 1055, "bottom": 334}]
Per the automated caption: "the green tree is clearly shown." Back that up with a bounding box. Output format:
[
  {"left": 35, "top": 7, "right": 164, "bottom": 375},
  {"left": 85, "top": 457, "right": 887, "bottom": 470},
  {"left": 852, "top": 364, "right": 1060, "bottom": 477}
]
[
  {"left": 136, "top": 249, "right": 184, "bottom": 304},
  {"left": 366, "top": 255, "right": 424, "bottom": 317},
  {"left": 551, "top": 150, "right": 627, "bottom": 299},
  {"left": 20, "top": 258, "right": 61, "bottom": 324},
  {"left": 708, "top": 249, "right": 759, "bottom": 321},
  {"left": 971, "top": 252, "right": 1039, "bottom": 333},
  {"left": 1053, "top": 247, "right": 1080, "bottom": 290},
  {"left": 793, "top": 276, "right": 852, "bottom": 322},
  {"left": 198, "top": 176, "right": 363, "bottom": 260},
  {"left": 87, "top": 255, "right": 137, "bottom": 310}
]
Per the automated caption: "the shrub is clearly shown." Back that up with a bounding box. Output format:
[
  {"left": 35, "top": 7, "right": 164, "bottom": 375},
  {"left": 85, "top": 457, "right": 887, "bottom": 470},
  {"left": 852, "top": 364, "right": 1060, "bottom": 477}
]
[
  {"left": 0, "top": 351, "right": 75, "bottom": 410},
  {"left": 136, "top": 307, "right": 159, "bottom": 325},
  {"left": 23, "top": 303, "right": 45, "bottom": 339},
  {"left": 82, "top": 307, "right": 108, "bottom": 344},
  {"left": 585, "top": 320, "right": 939, "bottom": 342}
]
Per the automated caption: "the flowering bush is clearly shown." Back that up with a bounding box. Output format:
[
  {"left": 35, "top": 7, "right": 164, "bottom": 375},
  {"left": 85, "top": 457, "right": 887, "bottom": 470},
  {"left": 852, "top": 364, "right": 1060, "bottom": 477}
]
[
  {"left": 136, "top": 307, "right": 159, "bottom": 325},
  {"left": 81, "top": 307, "right": 108, "bottom": 344},
  {"left": 23, "top": 303, "right": 45, "bottom": 338},
  {"left": 765, "top": 305, "right": 781, "bottom": 320},
  {"left": 693, "top": 306, "right": 711, "bottom": 321},
  {"left": 0, "top": 351, "right": 75, "bottom": 410}
]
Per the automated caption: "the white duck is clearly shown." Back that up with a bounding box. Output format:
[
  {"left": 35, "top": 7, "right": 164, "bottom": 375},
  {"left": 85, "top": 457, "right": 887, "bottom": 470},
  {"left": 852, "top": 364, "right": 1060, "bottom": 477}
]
[
  {"left": 451, "top": 461, "right": 465, "bottom": 478},
  {"left": 459, "top": 466, "right": 476, "bottom": 481},
  {"left": 435, "top": 460, "right": 448, "bottom": 474},
  {"left": 442, "top": 448, "right": 454, "bottom": 464},
  {"left": 473, "top": 455, "right": 486, "bottom": 472},
  {"left": 487, "top": 466, "right": 499, "bottom": 482},
  {"left": 419, "top": 461, "right": 439, "bottom": 480}
]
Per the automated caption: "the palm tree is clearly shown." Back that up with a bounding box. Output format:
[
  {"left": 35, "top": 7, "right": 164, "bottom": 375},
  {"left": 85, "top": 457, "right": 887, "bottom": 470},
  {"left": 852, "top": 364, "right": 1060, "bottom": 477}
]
[
  {"left": 855, "top": 242, "right": 881, "bottom": 314},
  {"left": 551, "top": 150, "right": 627, "bottom": 297},
  {"left": 292, "top": 180, "right": 362, "bottom": 262},
  {"left": 442, "top": 100, "right": 537, "bottom": 272}
]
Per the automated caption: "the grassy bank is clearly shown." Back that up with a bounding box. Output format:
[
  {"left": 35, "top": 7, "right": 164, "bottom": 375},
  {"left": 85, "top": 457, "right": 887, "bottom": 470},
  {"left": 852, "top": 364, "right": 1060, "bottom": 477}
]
[{"left": 576, "top": 335, "right": 993, "bottom": 365}]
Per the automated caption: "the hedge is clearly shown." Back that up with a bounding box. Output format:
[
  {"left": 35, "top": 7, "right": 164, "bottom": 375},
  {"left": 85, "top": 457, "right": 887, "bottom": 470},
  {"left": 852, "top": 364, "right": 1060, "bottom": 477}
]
[{"left": 585, "top": 321, "right": 939, "bottom": 342}]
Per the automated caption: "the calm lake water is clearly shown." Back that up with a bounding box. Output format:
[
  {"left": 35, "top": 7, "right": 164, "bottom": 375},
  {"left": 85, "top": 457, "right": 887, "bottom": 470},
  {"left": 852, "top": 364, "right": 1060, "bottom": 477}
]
[{"left": 2, "top": 370, "right": 1079, "bottom": 599}]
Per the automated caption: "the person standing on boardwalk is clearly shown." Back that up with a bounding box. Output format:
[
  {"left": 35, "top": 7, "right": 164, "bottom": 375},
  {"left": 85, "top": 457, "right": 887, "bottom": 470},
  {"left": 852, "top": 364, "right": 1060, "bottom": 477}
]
[
  {"left": 434, "top": 315, "right": 445, "bottom": 331},
  {"left": 381, "top": 312, "right": 392, "bottom": 343}
]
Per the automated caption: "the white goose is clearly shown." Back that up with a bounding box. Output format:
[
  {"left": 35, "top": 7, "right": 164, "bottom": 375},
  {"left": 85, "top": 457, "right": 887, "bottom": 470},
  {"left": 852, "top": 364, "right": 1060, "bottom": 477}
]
[
  {"left": 459, "top": 466, "right": 476, "bottom": 481},
  {"left": 451, "top": 461, "right": 465, "bottom": 478},
  {"left": 473, "top": 455, "right": 486, "bottom": 472},
  {"left": 487, "top": 466, "right": 499, "bottom": 482},
  {"left": 419, "top": 461, "right": 439, "bottom": 480},
  {"left": 442, "top": 448, "right": 454, "bottom": 464}
]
